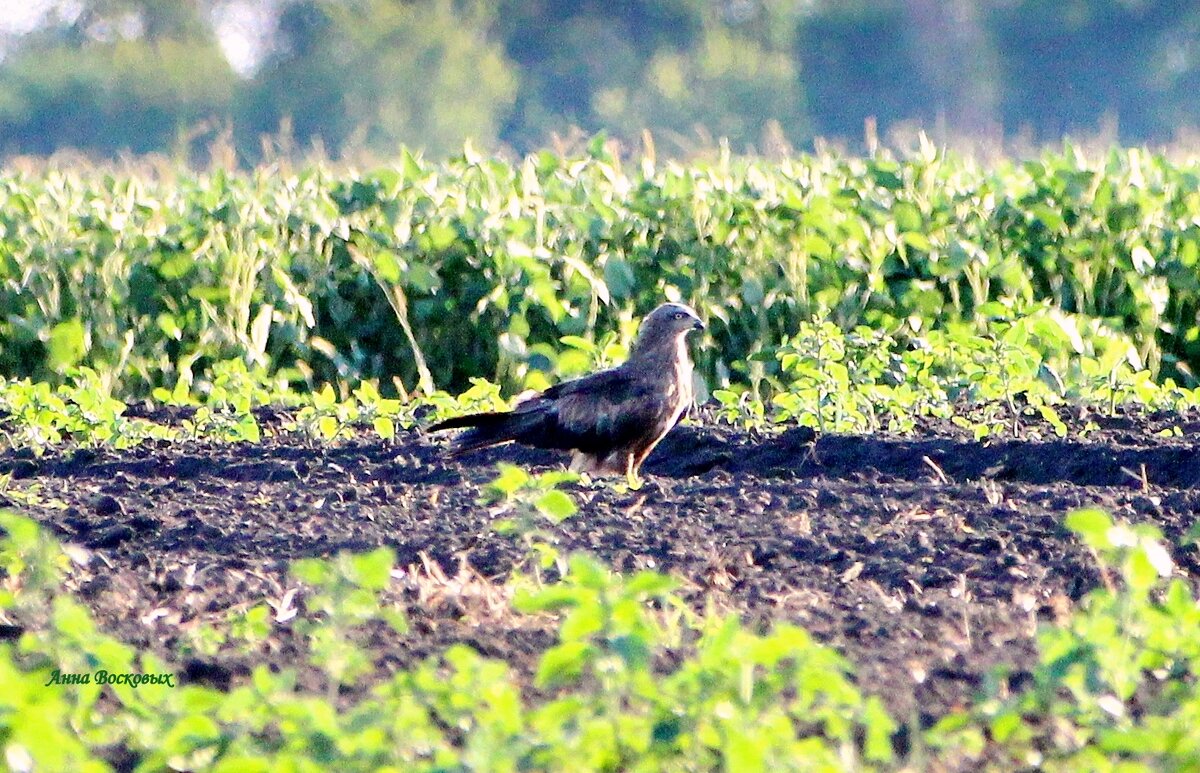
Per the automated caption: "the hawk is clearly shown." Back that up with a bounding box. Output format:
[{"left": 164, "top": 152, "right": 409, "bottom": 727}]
[{"left": 428, "top": 303, "right": 705, "bottom": 483}]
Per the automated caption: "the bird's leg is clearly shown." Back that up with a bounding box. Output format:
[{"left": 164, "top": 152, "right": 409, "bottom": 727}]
[{"left": 624, "top": 453, "right": 643, "bottom": 490}]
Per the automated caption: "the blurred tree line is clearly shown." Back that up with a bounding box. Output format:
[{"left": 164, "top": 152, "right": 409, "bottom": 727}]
[{"left": 1, "top": 0, "right": 1198, "bottom": 161}]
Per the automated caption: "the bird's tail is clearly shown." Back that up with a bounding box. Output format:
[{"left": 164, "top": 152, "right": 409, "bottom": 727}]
[{"left": 426, "top": 410, "right": 542, "bottom": 455}]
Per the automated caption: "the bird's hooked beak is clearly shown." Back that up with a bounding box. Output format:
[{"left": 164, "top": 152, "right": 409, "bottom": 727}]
[{"left": 692, "top": 318, "right": 705, "bottom": 331}]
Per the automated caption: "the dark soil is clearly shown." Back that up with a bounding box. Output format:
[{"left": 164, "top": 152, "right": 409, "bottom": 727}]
[{"left": 4, "top": 404, "right": 1200, "bottom": 724}]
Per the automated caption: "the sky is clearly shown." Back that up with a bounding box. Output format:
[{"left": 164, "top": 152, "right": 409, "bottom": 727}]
[
  {"left": 0, "top": 0, "right": 61, "bottom": 35},
  {"left": 209, "top": 0, "right": 273, "bottom": 75}
]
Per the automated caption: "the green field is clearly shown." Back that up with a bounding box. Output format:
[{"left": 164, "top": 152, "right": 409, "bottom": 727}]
[
  {"left": 3, "top": 144, "right": 1200, "bottom": 770},
  {"left": 4, "top": 140, "right": 1200, "bottom": 398}
]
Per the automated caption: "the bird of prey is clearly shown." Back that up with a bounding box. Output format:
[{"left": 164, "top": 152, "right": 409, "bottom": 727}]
[{"left": 427, "top": 302, "right": 705, "bottom": 484}]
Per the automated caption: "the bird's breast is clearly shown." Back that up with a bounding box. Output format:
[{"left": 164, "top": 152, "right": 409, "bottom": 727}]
[{"left": 669, "top": 348, "right": 694, "bottom": 421}]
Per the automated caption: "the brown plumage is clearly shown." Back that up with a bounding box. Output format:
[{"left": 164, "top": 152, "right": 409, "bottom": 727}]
[{"left": 427, "top": 303, "right": 705, "bottom": 481}]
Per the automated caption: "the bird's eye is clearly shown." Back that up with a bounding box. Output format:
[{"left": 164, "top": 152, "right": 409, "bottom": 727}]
[{"left": 673, "top": 312, "right": 684, "bottom": 320}]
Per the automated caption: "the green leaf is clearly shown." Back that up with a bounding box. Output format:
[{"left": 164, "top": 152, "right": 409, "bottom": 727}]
[
  {"left": 1031, "top": 203, "right": 1067, "bottom": 233},
  {"left": 47, "top": 319, "right": 87, "bottom": 370},
  {"left": 237, "top": 414, "right": 261, "bottom": 442},
  {"left": 214, "top": 757, "right": 273, "bottom": 773},
  {"left": 803, "top": 233, "right": 832, "bottom": 259},
  {"left": 1064, "top": 508, "right": 1113, "bottom": 550},
  {"left": 156, "top": 313, "right": 183, "bottom": 340},
  {"left": 400, "top": 147, "right": 423, "bottom": 181},
  {"left": 381, "top": 608, "right": 409, "bottom": 635},
  {"left": 559, "top": 335, "right": 596, "bottom": 353},
  {"left": 373, "top": 251, "right": 402, "bottom": 283},
  {"left": 624, "top": 571, "right": 675, "bottom": 596},
  {"left": 862, "top": 696, "right": 897, "bottom": 762},
  {"left": 168, "top": 712, "right": 222, "bottom": 743},
  {"left": 610, "top": 634, "right": 651, "bottom": 669},
  {"left": 535, "top": 490, "right": 577, "bottom": 523},
  {"left": 406, "top": 262, "right": 441, "bottom": 293},
  {"left": 892, "top": 201, "right": 922, "bottom": 232},
  {"left": 351, "top": 547, "right": 394, "bottom": 590},
  {"left": 990, "top": 711, "right": 1022, "bottom": 743},
  {"left": 1127, "top": 548, "right": 1159, "bottom": 591},
  {"left": 567, "top": 554, "right": 609, "bottom": 589},
  {"left": 535, "top": 641, "right": 591, "bottom": 687},
  {"left": 560, "top": 603, "right": 604, "bottom": 641},
  {"left": 313, "top": 384, "right": 336, "bottom": 410},
  {"left": 901, "top": 231, "right": 932, "bottom": 252},
  {"left": 488, "top": 463, "right": 530, "bottom": 497},
  {"left": 724, "top": 729, "right": 765, "bottom": 772},
  {"left": 187, "top": 286, "right": 229, "bottom": 302},
  {"left": 512, "top": 586, "right": 581, "bottom": 613},
  {"left": 292, "top": 558, "right": 331, "bottom": 586},
  {"left": 373, "top": 416, "right": 395, "bottom": 440},
  {"left": 426, "top": 222, "right": 458, "bottom": 251},
  {"left": 603, "top": 258, "right": 636, "bottom": 299}
]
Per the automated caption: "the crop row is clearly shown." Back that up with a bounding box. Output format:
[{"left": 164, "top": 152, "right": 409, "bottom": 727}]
[
  {"left": 6, "top": 307, "right": 1200, "bottom": 457},
  {"left": 3, "top": 141, "right": 1200, "bottom": 399},
  {"left": 1, "top": 504, "right": 1197, "bottom": 770}
]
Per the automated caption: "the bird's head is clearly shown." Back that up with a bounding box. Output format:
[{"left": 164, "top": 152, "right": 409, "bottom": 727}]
[{"left": 632, "top": 302, "right": 705, "bottom": 355}]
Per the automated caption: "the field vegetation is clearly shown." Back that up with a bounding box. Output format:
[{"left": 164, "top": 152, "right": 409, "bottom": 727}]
[
  {"left": 4, "top": 140, "right": 1200, "bottom": 400},
  {"left": 3, "top": 143, "right": 1200, "bottom": 769}
]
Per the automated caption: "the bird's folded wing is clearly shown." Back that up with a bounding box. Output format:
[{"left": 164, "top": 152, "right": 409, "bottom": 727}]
[{"left": 522, "top": 368, "right": 673, "bottom": 455}]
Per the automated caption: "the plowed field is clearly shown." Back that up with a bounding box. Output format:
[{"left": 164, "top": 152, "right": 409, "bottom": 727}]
[{"left": 5, "top": 406, "right": 1199, "bottom": 723}]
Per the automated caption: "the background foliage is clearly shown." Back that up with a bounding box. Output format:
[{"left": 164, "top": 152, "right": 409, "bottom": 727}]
[
  {"left": 2, "top": 0, "right": 1200, "bottom": 160},
  {"left": 2, "top": 143, "right": 1200, "bottom": 401}
]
